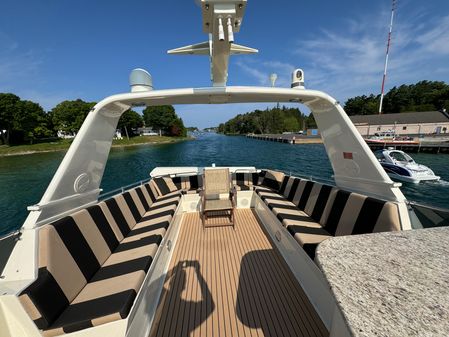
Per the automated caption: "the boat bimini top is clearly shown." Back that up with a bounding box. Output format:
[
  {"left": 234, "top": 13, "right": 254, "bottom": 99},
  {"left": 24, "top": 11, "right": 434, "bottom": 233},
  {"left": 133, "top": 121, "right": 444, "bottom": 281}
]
[{"left": 23, "top": 0, "right": 407, "bottom": 230}]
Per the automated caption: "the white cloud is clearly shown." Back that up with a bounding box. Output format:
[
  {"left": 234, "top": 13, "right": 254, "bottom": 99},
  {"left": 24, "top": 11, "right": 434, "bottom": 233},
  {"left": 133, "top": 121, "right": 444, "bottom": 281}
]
[
  {"left": 234, "top": 7, "right": 449, "bottom": 105},
  {"left": 297, "top": 10, "right": 449, "bottom": 102},
  {"left": 415, "top": 15, "right": 449, "bottom": 55},
  {"left": 235, "top": 60, "right": 268, "bottom": 85},
  {"left": 235, "top": 59, "right": 295, "bottom": 87}
]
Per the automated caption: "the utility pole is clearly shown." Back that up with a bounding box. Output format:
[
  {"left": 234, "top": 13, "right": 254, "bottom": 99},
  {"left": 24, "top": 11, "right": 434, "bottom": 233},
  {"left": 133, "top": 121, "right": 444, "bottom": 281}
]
[{"left": 379, "top": 0, "right": 397, "bottom": 114}]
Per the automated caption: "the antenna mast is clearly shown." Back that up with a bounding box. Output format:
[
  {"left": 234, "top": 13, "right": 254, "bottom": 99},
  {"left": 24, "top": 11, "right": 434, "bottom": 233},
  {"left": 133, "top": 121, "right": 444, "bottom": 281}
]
[{"left": 378, "top": 0, "right": 397, "bottom": 114}]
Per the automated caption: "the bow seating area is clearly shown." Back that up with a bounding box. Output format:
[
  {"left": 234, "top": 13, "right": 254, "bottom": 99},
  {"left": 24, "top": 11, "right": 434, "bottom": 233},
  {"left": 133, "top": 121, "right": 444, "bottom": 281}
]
[
  {"left": 149, "top": 170, "right": 402, "bottom": 259},
  {"left": 18, "top": 170, "right": 402, "bottom": 335}
]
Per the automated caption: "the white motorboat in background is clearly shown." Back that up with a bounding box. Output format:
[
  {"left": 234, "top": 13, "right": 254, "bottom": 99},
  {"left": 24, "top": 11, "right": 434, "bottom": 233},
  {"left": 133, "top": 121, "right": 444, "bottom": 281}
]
[
  {"left": 375, "top": 148, "right": 440, "bottom": 183},
  {"left": 365, "top": 130, "right": 419, "bottom": 145}
]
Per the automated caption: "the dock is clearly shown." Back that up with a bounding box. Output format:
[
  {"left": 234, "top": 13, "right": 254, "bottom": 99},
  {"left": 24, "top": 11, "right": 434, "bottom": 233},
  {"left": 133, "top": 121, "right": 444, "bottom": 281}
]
[
  {"left": 246, "top": 134, "right": 322, "bottom": 144},
  {"left": 246, "top": 134, "right": 449, "bottom": 153},
  {"left": 366, "top": 142, "right": 449, "bottom": 154}
]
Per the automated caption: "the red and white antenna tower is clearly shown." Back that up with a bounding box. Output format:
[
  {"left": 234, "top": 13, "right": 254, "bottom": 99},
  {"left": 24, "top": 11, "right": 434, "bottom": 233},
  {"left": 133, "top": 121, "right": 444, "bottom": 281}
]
[{"left": 378, "top": 0, "right": 397, "bottom": 114}]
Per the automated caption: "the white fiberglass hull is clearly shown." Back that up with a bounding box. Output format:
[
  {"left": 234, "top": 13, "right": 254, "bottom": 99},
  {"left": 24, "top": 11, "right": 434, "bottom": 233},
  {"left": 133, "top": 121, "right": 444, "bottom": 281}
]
[{"left": 387, "top": 172, "right": 440, "bottom": 184}]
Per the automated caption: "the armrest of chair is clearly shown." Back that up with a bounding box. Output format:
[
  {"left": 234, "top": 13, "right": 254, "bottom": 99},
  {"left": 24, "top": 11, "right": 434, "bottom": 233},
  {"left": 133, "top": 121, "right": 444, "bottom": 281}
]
[
  {"left": 199, "top": 188, "right": 205, "bottom": 211},
  {"left": 230, "top": 186, "right": 237, "bottom": 207}
]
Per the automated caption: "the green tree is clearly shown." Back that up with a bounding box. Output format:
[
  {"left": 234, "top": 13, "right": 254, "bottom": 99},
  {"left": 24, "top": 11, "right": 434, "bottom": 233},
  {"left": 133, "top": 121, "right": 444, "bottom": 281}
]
[
  {"left": 344, "top": 81, "right": 449, "bottom": 115},
  {"left": 143, "top": 105, "right": 186, "bottom": 136},
  {"left": 383, "top": 85, "right": 411, "bottom": 114},
  {"left": 0, "top": 94, "right": 53, "bottom": 145},
  {"left": 143, "top": 105, "right": 176, "bottom": 132},
  {"left": 217, "top": 106, "right": 306, "bottom": 135},
  {"left": 50, "top": 99, "right": 96, "bottom": 135},
  {"left": 170, "top": 118, "right": 187, "bottom": 137},
  {"left": 344, "top": 94, "right": 379, "bottom": 116},
  {"left": 16, "top": 100, "right": 53, "bottom": 144},
  {"left": 283, "top": 116, "right": 300, "bottom": 131},
  {"left": 117, "top": 109, "right": 144, "bottom": 138},
  {"left": 0, "top": 93, "right": 21, "bottom": 145},
  {"left": 304, "top": 113, "right": 317, "bottom": 129}
]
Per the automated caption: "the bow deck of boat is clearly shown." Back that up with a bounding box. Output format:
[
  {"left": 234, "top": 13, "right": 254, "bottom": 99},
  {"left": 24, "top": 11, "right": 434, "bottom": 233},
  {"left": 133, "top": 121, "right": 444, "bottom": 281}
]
[{"left": 150, "top": 209, "right": 328, "bottom": 337}]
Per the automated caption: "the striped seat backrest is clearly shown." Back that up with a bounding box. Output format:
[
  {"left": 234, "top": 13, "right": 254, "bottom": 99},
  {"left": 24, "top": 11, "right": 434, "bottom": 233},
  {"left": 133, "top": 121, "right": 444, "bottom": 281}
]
[
  {"left": 19, "top": 208, "right": 120, "bottom": 329},
  {"left": 323, "top": 189, "right": 402, "bottom": 235},
  {"left": 178, "top": 175, "right": 203, "bottom": 191},
  {"left": 279, "top": 176, "right": 301, "bottom": 201},
  {"left": 122, "top": 189, "right": 147, "bottom": 220},
  {"left": 144, "top": 182, "right": 159, "bottom": 203},
  {"left": 134, "top": 185, "right": 154, "bottom": 211},
  {"left": 171, "top": 176, "right": 182, "bottom": 190},
  {"left": 104, "top": 194, "right": 139, "bottom": 234},
  {"left": 151, "top": 177, "right": 179, "bottom": 196},
  {"left": 95, "top": 202, "right": 127, "bottom": 242},
  {"left": 291, "top": 179, "right": 315, "bottom": 211},
  {"left": 232, "top": 172, "right": 259, "bottom": 188},
  {"left": 303, "top": 182, "right": 334, "bottom": 222},
  {"left": 150, "top": 175, "right": 202, "bottom": 195},
  {"left": 259, "top": 170, "right": 285, "bottom": 191}
]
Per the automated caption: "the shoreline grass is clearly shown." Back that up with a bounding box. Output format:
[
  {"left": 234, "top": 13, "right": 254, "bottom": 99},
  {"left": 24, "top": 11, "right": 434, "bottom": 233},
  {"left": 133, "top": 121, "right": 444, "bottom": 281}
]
[{"left": 0, "top": 136, "right": 191, "bottom": 157}]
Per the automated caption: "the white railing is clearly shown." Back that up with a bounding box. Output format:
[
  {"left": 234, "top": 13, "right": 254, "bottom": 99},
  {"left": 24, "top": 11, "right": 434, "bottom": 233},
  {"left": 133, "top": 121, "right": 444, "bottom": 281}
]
[{"left": 98, "top": 178, "right": 151, "bottom": 201}]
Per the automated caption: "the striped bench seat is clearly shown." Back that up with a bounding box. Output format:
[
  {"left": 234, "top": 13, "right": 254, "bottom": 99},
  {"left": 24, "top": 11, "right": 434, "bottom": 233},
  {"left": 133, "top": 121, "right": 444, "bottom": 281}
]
[
  {"left": 152, "top": 172, "right": 261, "bottom": 194},
  {"left": 151, "top": 171, "right": 265, "bottom": 195},
  {"left": 19, "top": 182, "right": 180, "bottom": 336},
  {"left": 256, "top": 171, "right": 402, "bottom": 259}
]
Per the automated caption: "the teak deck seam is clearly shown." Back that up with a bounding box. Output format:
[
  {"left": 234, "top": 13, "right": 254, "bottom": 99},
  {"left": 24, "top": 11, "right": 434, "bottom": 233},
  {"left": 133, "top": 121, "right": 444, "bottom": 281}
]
[{"left": 150, "top": 209, "right": 328, "bottom": 337}]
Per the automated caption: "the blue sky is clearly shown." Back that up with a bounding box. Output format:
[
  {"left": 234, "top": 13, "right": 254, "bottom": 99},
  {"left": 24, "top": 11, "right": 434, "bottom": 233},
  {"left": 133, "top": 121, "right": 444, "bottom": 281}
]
[{"left": 1, "top": 0, "right": 449, "bottom": 128}]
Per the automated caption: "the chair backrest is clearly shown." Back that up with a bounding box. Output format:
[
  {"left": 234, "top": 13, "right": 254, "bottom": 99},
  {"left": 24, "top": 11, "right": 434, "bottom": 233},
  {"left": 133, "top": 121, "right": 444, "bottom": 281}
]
[{"left": 204, "top": 168, "right": 231, "bottom": 196}]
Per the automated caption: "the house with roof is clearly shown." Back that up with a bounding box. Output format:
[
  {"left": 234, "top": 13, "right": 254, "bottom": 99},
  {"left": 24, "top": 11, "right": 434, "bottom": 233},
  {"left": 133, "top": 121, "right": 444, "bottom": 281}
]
[{"left": 349, "top": 110, "right": 449, "bottom": 137}]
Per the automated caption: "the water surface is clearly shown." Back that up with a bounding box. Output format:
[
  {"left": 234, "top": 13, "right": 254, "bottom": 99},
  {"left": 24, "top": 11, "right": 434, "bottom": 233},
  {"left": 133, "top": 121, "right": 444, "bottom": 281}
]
[{"left": 1, "top": 133, "right": 448, "bottom": 235}]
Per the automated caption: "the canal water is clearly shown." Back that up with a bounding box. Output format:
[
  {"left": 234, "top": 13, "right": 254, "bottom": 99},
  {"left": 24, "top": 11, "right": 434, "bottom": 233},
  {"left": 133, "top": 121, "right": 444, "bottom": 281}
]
[{"left": 1, "top": 133, "right": 448, "bottom": 235}]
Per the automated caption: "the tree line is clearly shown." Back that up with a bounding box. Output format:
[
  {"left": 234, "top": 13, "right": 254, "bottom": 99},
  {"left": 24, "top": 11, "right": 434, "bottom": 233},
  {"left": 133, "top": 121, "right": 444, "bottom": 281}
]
[
  {"left": 0, "top": 93, "right": 186, "bottom": 146},
  {"left": 217, "top": 106, "right": 316, "bottom": 135},
  {"left": 344, "top": 80, "right": 449, "bottom": 116},
  {"left": 217, "top": 80, "right": 449, "bottom": 135}
]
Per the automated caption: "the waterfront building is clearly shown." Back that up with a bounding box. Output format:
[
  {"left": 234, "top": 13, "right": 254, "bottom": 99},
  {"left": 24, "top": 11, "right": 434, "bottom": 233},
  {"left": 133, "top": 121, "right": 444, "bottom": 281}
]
[
  {"left": 350, "top": 110, "right": 449, "bottom": 136},
  {"left": 138, "top": 127, "right": 160, "bottom": 136}
]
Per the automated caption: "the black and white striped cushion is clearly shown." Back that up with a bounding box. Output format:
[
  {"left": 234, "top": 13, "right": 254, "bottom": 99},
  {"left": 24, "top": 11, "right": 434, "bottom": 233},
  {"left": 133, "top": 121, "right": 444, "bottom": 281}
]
[{"left": 19, "top": 186, "right": 180, "bottom": 334}]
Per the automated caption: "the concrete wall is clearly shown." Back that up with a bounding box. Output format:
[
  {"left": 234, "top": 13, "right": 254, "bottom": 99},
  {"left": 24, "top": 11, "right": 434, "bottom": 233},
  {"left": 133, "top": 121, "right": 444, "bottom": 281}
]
[{"left": 355, "top": 122, "right": 449, "bottom": 136}]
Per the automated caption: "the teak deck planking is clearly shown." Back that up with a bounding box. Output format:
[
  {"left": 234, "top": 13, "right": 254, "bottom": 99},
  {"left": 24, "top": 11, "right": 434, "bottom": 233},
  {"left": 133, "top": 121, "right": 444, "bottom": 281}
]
[{"left": 150, "top": 209, "right": 328, "bottom": 337}]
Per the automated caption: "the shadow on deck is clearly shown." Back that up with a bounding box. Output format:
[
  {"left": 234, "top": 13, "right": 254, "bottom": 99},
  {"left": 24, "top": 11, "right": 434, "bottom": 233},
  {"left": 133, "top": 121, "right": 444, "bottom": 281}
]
[{"left": 150, "top": 209, "right": 328, "bottom": 337}]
